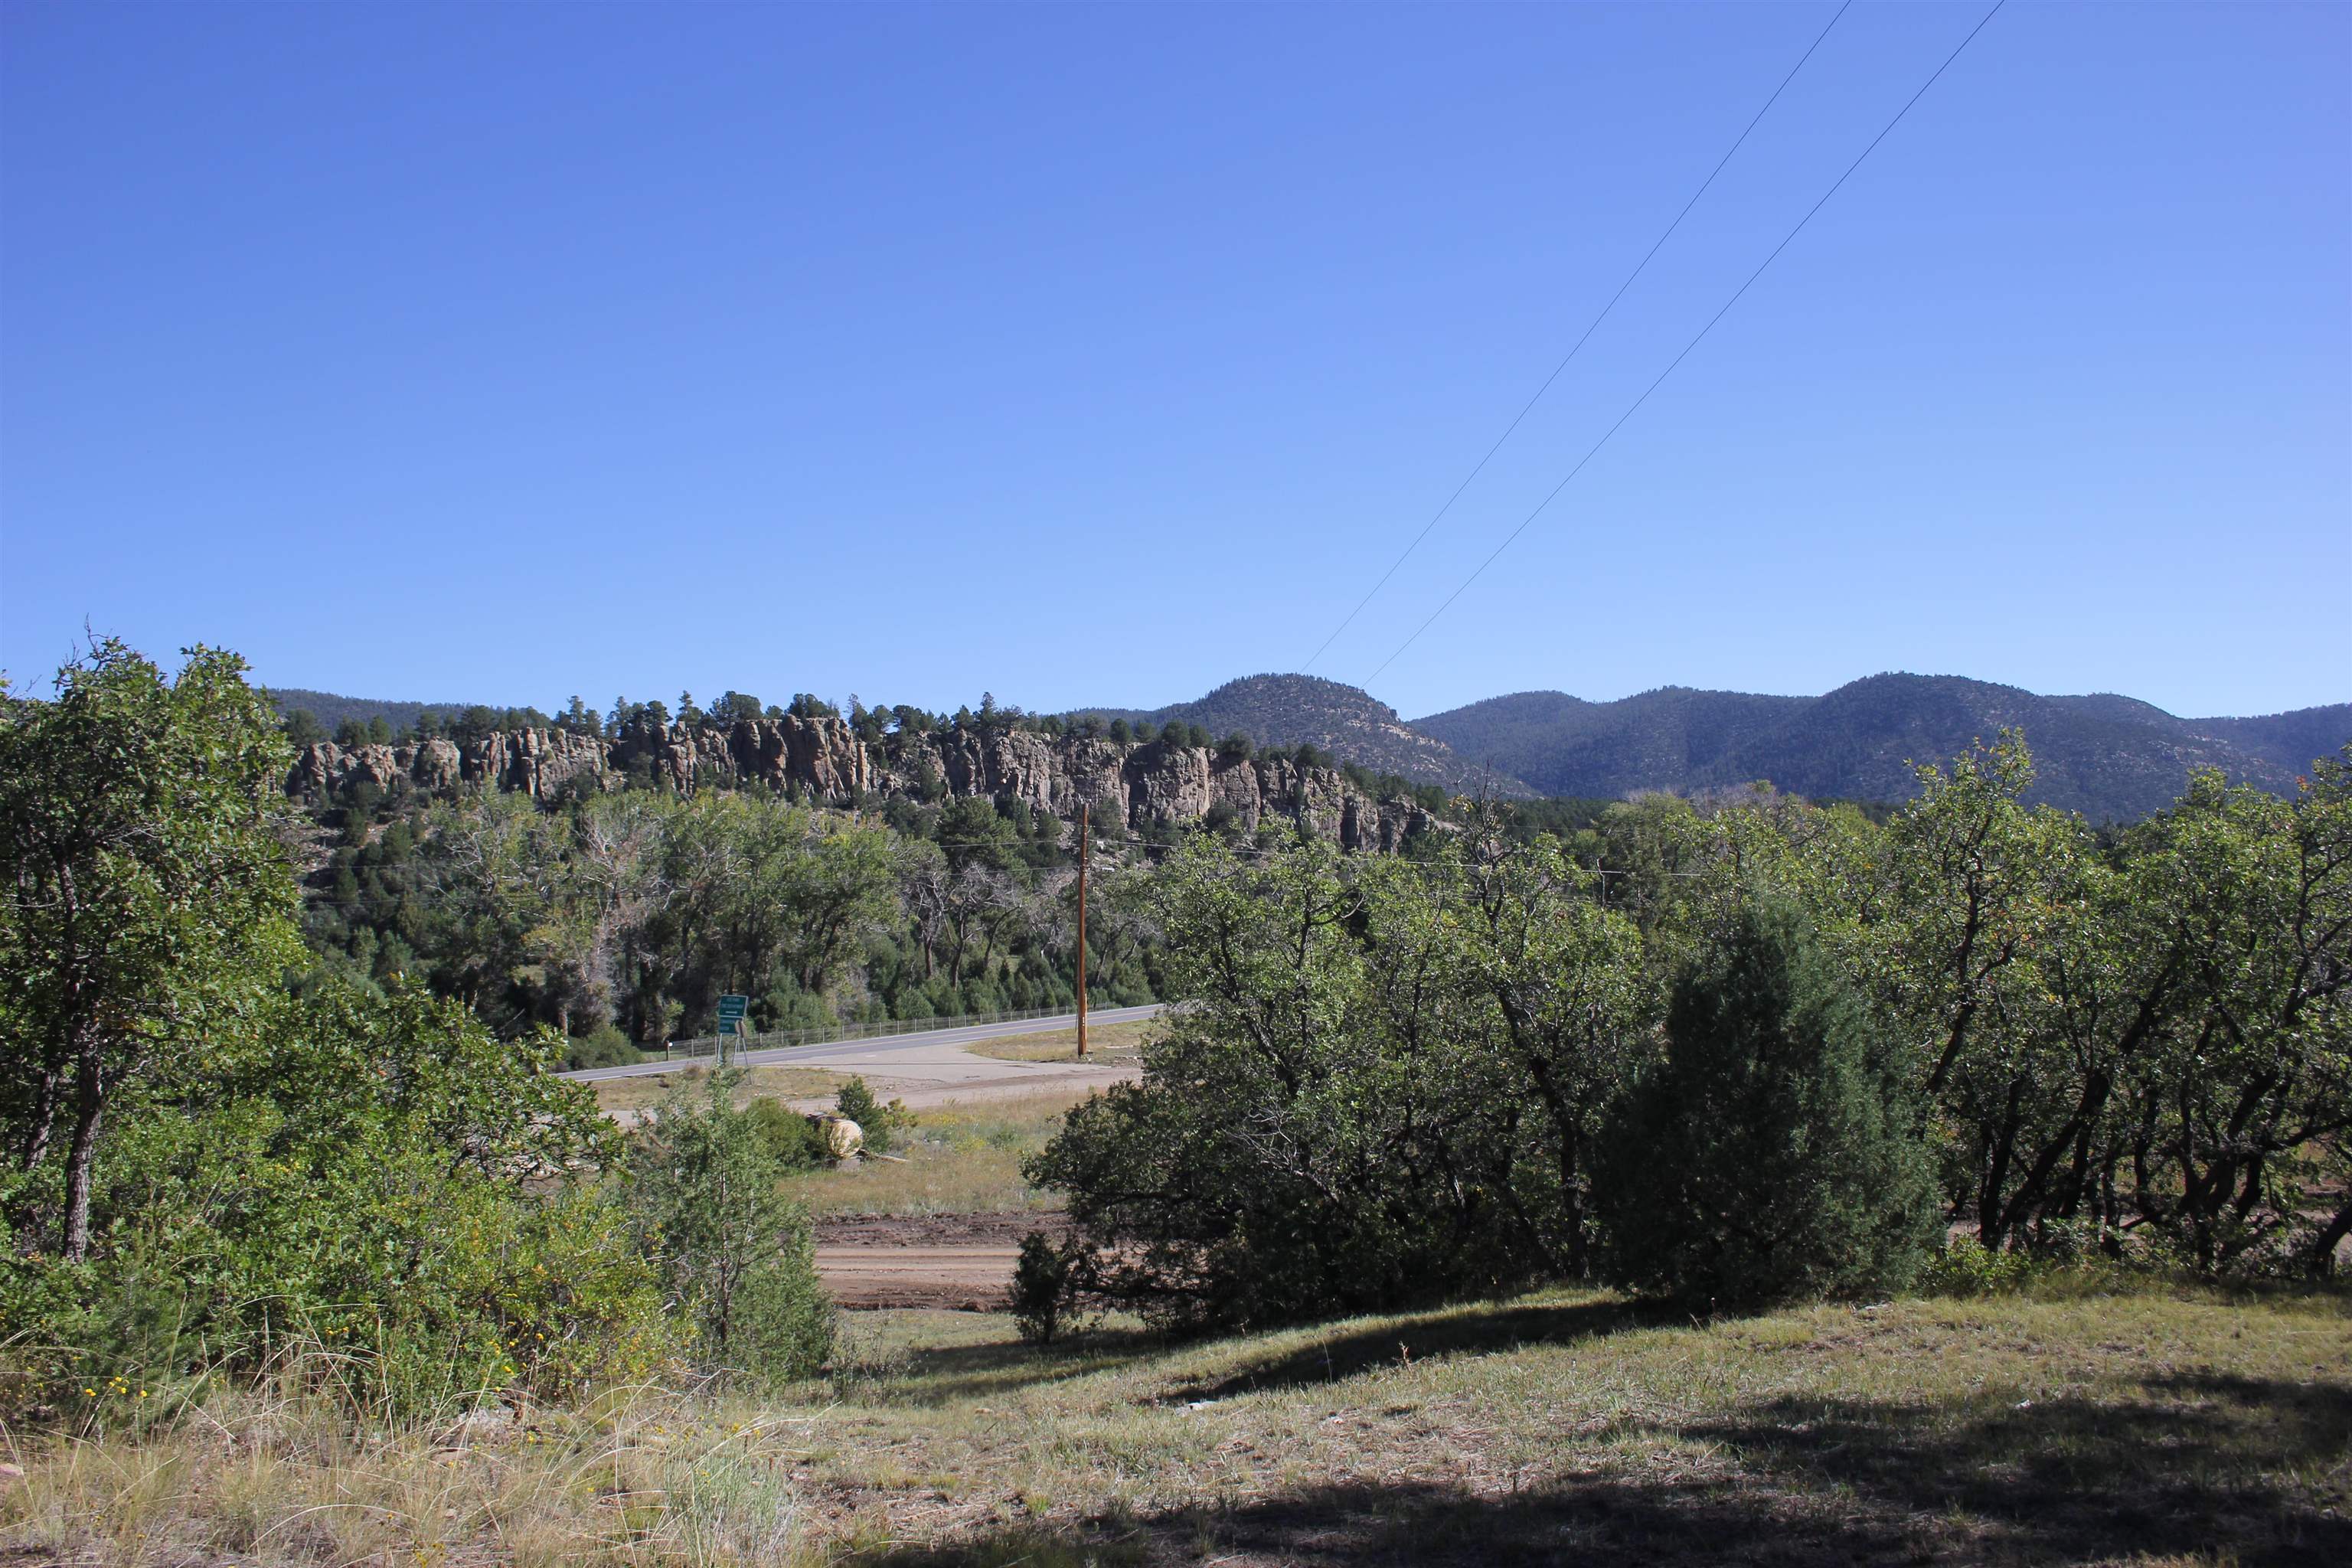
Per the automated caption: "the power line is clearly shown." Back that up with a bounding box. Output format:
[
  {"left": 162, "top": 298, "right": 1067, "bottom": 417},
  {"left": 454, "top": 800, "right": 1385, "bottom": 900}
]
[
  {"left": 1366, "top": 0, "right": 2006, "bottom": 684},
  {"left": 1300, "top": 0, "right": 1855, "bottom": 675}
]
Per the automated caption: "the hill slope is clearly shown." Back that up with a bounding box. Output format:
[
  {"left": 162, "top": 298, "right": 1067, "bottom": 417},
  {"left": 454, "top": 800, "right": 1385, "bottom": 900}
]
[
  {"left": 1074, "top": 674, "right": 1530, "bottom": 798},
  {"left": 1417, "top": 675, "right": 2349, "bottom": 821},
  {"left": 266, "top": 687, "right": 492, "bottom": 734}
]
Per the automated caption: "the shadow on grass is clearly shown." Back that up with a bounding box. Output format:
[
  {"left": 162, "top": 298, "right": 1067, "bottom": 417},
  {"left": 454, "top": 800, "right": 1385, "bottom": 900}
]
[
  {"left": 1164, "top": 1295, "right": 1666, "bottom": 1403},
  {"left": 850, "top": 1370, "right": 2351, "bottom": 1566},
  {"left": 868, "top": 1293, "right": 1657, "bottom": 1408},
  {"left": 1678, "top": 1370, "right": 2352, "bottom": 1565},
  {"left": 849, "top": 1478, "right": 1912, "bottom": 1567},
  {"left": 881, "top": 1325, "right": 1171, "bottom": 1406}
]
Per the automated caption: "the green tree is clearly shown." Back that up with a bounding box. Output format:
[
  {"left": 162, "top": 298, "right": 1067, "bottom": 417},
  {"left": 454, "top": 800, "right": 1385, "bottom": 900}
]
[
  {"left": 714, "top": 690, "right": 763, "bottom": 725},
  {"left": 2121, "top": 758, "right": 2352, "bottom": 1271},
  {"left": 1596, "top": 899, "right": 1938, "bottom": 1310},
  {"left": 453, "top": 704, "right": 501, "bottom": 745},
  {"left": 1030, "top": 838, "right": 1594, "bottom": 1329},
  {"left": 283, "top": 707, "right": 324, "bottom": 746},
  {"left": 0, "top": 642, "right": 299, "bottom": 1262},
  {"left": 1444, "top": 829, "right": 1656, "bottom": 1276},
  {"left": 628, "top": 1074, "right": 833, "bottom": 1384},
  {"left": 1873, "top": 735, "right": 2135, "bottom": 1250},
  {"left": 0, "top": 984, "right": 667, "bottom": 1407},
  {"left": 936, "top": 795, "right": 1021, "bottom": 876}
]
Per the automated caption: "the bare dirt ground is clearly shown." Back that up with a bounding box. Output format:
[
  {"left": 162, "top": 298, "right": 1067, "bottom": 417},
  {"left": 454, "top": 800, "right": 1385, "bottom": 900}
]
[{"left": 813, "top": 1210, "right": 1073, "bottom": 1309}]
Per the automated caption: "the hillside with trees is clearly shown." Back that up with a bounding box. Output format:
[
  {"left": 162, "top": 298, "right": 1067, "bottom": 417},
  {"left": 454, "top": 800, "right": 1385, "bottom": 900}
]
[
  {"left": 1416, "top": 674, "right": 2348, "bottom": 821},
  {"left": 263, "top": 686, "right": 498, "bottom": 742},
  {"left": 1071, "top": 674, "right": 1531, "bottom": 798}
]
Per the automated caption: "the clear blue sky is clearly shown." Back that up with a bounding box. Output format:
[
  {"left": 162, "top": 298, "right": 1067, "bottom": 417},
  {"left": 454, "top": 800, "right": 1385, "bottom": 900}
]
[{"left": 3, "top": 2, "right": 2344, "bottom": 722}]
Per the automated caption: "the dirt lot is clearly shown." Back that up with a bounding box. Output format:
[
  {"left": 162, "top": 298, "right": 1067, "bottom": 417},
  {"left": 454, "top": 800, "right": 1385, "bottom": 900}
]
[{"left": 813, "top": 1210, "right": 1073, "bottom": 1309}]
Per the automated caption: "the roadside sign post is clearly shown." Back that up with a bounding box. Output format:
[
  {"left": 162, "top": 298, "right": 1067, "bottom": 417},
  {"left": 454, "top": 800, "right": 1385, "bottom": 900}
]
[{"left": 716, "top": 993, "right": 750, "bottom": 1067}]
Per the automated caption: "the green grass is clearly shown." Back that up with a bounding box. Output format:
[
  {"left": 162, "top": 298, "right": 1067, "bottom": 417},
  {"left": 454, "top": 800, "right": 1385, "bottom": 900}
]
[
  {"left": 788, "top": 1091, "right": 1086, "bottom": 1217},
  {"left": 18, "top": 1280, "right": 2343, "bottom": 1565},
  {"left": 814, "top": 1282, "right": 2352, "bottom": 1564},
  {"left": 962, "top": 1018, "right": 1155, "bottom": 1063}
]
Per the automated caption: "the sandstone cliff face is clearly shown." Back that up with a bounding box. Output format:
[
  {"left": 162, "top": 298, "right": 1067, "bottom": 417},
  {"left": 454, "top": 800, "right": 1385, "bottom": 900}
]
[{"left": 287, "top": 718, "right": 1443, "bottom": 851}]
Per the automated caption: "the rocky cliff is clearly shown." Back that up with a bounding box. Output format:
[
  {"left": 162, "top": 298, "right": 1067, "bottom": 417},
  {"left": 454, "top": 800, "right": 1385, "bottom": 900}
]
[{"left": 286, "top": 716, "right": 1445, "bottom": 852}]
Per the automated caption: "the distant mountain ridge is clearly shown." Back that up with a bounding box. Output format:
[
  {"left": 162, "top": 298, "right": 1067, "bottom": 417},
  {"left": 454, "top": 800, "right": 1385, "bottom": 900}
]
[
  {"left": 265, "top": 688, "right": 490, "bottom": 735},
  {"left": 1070, "top": 673, "right": 1531, "bottom": 798},
  {"left": 272, "top": 672, "right": 2348, "bottom": 823},
  {"left": 1413, "top": 675, "right": 2350, "bottom": 822}
]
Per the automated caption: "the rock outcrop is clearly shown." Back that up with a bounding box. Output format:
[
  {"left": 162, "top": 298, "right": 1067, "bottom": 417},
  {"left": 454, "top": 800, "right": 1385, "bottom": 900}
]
[{"left": 286, "top": 717, "right": 1446, "bottom": 851}]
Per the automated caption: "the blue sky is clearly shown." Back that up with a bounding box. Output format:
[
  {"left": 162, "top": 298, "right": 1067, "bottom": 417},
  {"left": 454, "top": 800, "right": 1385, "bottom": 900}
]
[{"left": 2, "top": 2, "right": 2344, "bottom": 722}]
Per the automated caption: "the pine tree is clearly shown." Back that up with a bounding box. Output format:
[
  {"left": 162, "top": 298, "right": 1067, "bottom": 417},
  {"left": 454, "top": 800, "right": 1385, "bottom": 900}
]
[{"left": 1595, "top": 898, "right": 1938, "bottom": 1311}]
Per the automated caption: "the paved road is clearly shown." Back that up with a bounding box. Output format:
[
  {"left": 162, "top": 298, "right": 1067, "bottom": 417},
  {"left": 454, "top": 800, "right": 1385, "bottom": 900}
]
[{"left": 556, "top": 1002, "right": 1165, "bottom": 1084}]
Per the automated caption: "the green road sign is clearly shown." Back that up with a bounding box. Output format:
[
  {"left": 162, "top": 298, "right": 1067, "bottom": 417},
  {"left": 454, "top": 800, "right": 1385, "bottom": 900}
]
[{"left": 716, "top": 994, "right": 750, "bottom": 1065}]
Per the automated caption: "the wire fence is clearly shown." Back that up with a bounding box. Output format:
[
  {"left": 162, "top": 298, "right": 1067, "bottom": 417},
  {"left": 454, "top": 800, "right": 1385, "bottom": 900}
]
[{"left": 662, "top": 1001, "right": 1148, "bottom": 1061}]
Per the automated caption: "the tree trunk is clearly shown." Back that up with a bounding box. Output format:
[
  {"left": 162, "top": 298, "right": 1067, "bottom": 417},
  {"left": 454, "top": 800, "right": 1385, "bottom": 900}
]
[
  {"left": 60, "top": 1048, "right": 106, "bottom": 1263},
  {"left": 19, "top": 1067, "right": 57, "bottom": 1171},
  {"left": 2303, "top": 1195, "right": 2352, "bottom": 1279}
]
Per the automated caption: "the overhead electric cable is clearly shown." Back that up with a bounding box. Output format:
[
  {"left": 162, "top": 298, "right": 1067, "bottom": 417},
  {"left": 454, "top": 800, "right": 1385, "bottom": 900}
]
[
  {"left": 1300, "top": 0, "right": 1854, "bottom": 674},
  {"left": 1366, "top": 0, "right": 2005, "bottom": 684}
]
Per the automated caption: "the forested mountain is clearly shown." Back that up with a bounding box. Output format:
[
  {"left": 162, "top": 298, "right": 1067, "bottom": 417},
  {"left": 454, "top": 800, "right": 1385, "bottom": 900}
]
[
  {"left": 1072, "top": 674, "right": 1529, "bottom": 798},
  {"left": 265, "top": 687, "right": 492, "bottom": 737},
  {"left": 1416, "top": 675, "right": 2350, "bottom": 822},
  {"left": 2188, "top": 704, "right": 2352, "bottom": 773}
]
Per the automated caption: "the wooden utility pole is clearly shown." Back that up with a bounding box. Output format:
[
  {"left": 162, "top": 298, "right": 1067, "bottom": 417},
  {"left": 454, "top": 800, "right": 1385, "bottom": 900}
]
[{"left": 1076, "top": 804, "right": 1089, "bottom": 1059}]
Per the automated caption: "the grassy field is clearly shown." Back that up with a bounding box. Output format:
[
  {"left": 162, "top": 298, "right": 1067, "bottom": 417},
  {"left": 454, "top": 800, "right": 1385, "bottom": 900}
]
[
  {"left": 787, "top": 1090, "right": 1085, "bottom": 1217},
  {"left": 8, "top": 1280, "right": 2345, "bottom": 1566},
  {"left": 963, "top": 1018, "right": 1156, "bottom": 1063},
  {"left": 589, "top": 1063, "right": 848, "bottom": 1118}
]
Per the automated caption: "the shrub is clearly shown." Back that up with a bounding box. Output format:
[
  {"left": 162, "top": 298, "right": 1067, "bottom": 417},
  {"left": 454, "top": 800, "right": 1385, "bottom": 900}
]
[
  {"left": 564, "top": 1024, "right": 642, "bottom": 1070},
  {"left": 1593, "top": 899, "right": 1939, "bottom": 1312},
  {"left": 743, "top": 1098, "right": 832, "bottom": 1169},
  {"left": 835, "top": 1076, "right": 910, "bottom": 1155},
  {"left": 1009, "top": 1231, "right": 1095, "bottom": 1345},
  {"left": 0, "top": 986, "right": 673, "bottom": 1416},
  {"left": 1919, "top": 1233, "right": 2037, "bottom": 1297},
  {"left": 628, "top": 1073, "right": 834, "bottom": 1386}
]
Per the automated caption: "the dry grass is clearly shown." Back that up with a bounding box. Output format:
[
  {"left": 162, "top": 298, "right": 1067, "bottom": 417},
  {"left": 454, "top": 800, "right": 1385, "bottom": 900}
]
[
  {"left": 590, "top": 1063, "right": 848, "bottom": 1119},
  {"left": 0, "top": 1366, "right": 817, "bottom": 1567},
  {"left": 961, "top": 1019, "right": 1156, "bottom": 1063},
  {"left": 787, "top": 1093, "right": 1086, "bottom": 1218},
  {"left": 11, "top": 1282, "right": 2345, "bottom": 1566}
]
